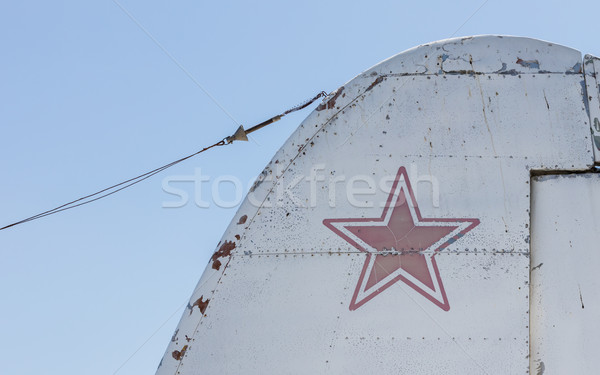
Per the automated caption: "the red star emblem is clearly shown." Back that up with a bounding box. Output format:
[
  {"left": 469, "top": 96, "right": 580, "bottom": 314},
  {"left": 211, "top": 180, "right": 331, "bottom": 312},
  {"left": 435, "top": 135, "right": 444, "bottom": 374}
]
[{"left": 323, "top": 167, "right": 479, "bottom": 311}]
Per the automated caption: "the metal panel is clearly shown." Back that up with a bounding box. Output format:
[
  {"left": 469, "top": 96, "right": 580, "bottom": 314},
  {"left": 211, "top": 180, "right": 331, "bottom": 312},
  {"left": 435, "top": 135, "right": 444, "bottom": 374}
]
[
  {"left": 172, "top": 252, "right": 528, "bottom": 374},
  {"left": 530, "top": 174, "right": 600, "bottom": 374},
  {"left": 584, "top": 55, "right": 600, "bottom": 163},
  {"left": 157, "top": 36, "right": 594, "bottom": 375}
]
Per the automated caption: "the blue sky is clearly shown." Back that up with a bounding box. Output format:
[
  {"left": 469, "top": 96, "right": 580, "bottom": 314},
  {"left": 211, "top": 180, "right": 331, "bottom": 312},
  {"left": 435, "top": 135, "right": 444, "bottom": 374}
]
[{"left": 1, "top": 1, "right": 599, "bottom": 374}]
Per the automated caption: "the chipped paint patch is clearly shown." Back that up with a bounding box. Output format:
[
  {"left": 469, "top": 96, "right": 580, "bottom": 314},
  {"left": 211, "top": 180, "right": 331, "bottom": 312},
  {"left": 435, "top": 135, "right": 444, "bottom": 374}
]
[
  {"left": 316, "top": 87, "right": 344, "bottom": 111},
  {"left": 364, "top": 76, "right": 384, "bottom": 92},
  {"left": 496, "top": 62, "right": 518, "bottom": 76},
  {"left": 516, "top": 57, "right": 540, "bottom": 69},
  {"left": 249, "top": 170, "right": 268, "bottom": 193},
  {"left": 211, "top": 240, "right": 236, "bottom": 270},
  {"left": 172, "top": 345, "right": 188, "bottom": 361},
  {"left": 190, "top": 296, "right": 210, "bottom": 315}
]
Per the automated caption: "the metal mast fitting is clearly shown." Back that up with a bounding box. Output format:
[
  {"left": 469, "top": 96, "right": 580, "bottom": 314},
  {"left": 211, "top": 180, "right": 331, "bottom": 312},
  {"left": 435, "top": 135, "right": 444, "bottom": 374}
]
[{"left": 225, "top": 91, "right": 328, "bottom": 144}]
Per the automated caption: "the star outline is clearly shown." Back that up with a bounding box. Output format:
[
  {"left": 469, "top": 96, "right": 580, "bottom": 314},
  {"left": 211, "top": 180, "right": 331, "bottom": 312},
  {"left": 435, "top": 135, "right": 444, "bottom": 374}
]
[{"left": 323, "top": 167, "right": 480, "bottom": 311}]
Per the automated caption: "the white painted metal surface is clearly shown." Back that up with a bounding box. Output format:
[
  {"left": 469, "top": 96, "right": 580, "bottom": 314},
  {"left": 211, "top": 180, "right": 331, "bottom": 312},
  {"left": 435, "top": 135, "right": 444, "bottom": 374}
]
[
  {"left": 530, "top": 174, "right": 600, "bottom": 374},
  {"left": 156, "top": 36, "right": 594, "bottom": 374},
  {"left": 584, "top": 54, "right": 600, "bottom": 163}
]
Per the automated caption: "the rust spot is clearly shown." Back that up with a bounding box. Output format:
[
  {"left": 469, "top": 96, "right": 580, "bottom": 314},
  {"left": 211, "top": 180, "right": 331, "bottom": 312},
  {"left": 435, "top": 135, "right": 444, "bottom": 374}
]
[
  {"left": 365, "top": 76, "right": 384, "bottom": 92},
  {"left": 211, "top": 240, "right": 236, "bottom": 270},
  {"left": 235, "top": 234, "right": 240, "bottom": 240},
  {"left": 237, "top": 215, "right": 247, "bottom": 225},
  {"left": 185, "top": 335, "right": 192, "bottom": 342},
  {"left": 316, "top": 87, "right": 344, "bottom": 111},
  {"left": 172, "top": 345, "right": 188, "bottom": 361},
  {"left": 190, "top": 296, "right": 210, "bottom": 315}
]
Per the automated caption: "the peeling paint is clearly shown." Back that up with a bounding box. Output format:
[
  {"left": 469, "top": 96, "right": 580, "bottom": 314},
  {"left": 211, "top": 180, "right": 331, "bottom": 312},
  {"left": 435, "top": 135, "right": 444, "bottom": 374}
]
[
  {"left": 364, "top": 76, "right": 384, "bottom": 92},
  {"left": 172, "top": 345, "right": 188, "bottom": 361},
  {"left": 211, "top": 240, "right": 236, "bottom": 270},
  {"left": 316, "top": 87, "right": 344, "bottom": 111},
  {"left": 495, "top": 62, "right": 519, "bottom": 76},
  {"left": 190, "top": 296, "right": 210, "bottom": 315},
  {"left": 516, "top": 58, "right": 540, "bottom": 69},
  {"left": 249, "top": 170, "right": 268, "bottom": 193},
  {"left": 494, "top": 62, "right": 507, "bottom": 73}
]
